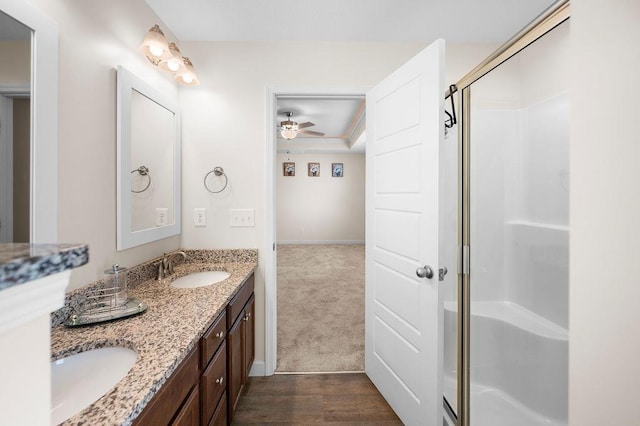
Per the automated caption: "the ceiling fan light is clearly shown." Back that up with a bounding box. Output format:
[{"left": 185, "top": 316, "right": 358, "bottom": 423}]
[
  {"left": 281, "top": 128, "right": 297, "bottom": 139},
  {"left": 139, "top": 24, "right": 171, "bottom": 65},
  {"left": 159, "top": 42, "right": 187, "bottom": 74}
]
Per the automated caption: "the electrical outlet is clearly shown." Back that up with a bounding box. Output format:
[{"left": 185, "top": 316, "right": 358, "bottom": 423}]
[
  {"left": 194, "top": 208, "right": 207, "bottom": 227},
  {"left": 230, "top": 209, "right": 255, "bottom": 227},
  {"left": 156, "top": 208, "right": 168, "bottom": 226}
]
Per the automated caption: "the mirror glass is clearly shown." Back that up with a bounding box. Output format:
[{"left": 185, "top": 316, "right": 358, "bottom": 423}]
[
  {"left": 130, "top": 89, "right": 175, "bottom": 231},
  {"left": 0, "top": 10, "right": 31, "bottom": 243},
  {"left": 117, "top": 66, "right": 181, "bottom": 250}
]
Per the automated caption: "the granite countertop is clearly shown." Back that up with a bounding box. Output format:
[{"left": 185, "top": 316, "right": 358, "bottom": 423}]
[
  {"left": 50, "top": 256, "right": 257, "bottom": 425},
  {"left": 0, "top": 243, "right": 89, "bottom": 291}
]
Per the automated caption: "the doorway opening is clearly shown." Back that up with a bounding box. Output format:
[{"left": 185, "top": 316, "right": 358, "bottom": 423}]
[
  {"left": 0, "top": 92, "right": 30, "bottom": 243},
  {"left": 264, "top": 88, "right": 369, "bottom": 375}
]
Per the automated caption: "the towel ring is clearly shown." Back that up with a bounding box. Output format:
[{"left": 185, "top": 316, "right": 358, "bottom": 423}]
[
  {"left": 131, "top": 165, "right": 151, "bottom": 193},
  {"left": 204, "top": 166, "right": 228, "bottom": 193}
]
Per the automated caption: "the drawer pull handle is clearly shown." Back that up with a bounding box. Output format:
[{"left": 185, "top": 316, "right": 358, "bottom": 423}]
[
  {"left": 216, "top": 377, "right": 224, "bottom": 385},
  {"left": 244, "top": 312, "right": 252, "bottom": 321},
  {"left": 215, "top": 331, "right": 224, "bottom": 338}
]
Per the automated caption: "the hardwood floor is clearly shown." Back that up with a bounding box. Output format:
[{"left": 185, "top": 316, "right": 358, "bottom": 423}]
[{"left": 232, "top": 373, "right": 403, "bottom": 425}]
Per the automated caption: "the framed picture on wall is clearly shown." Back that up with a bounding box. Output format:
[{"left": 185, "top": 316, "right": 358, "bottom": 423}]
[
  {"left": 283, "top": 162, "right": 295, "bottom": 176},
  {"left": 332, "top": 163, "right": 344, "bottom": 177},
  {"left": 308, "top": 162, "right": 320, "bottom": 177}
]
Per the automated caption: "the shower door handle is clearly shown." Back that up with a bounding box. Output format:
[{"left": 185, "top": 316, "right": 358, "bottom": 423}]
[{"left": 416, "top": 265, "right": 434, "bottom": 279}]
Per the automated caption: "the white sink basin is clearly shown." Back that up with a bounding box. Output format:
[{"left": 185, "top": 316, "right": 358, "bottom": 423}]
[
  {"left": 51, "top": 347, "right": 137, "bottom": 425},
  {"left": 170, "top": 270, "right": 231, "bottom": 289}
]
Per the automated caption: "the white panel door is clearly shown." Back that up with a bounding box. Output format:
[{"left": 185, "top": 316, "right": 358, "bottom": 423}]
[{"left": 365, "top": 39, "right": 445, "bottom": 425}]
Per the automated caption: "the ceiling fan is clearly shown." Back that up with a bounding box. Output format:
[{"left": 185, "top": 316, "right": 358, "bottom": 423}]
[{"left": 279, "top": 112, "right": 325, "bottom": 140}]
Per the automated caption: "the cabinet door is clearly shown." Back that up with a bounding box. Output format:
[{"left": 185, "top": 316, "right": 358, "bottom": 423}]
[
  {"left": 208, "top": 393, "right": 228, "bottom": 426},
  {"left": 244, "top": 294, "right": 255, "bottom": 380},
  {"left": 171, "top": 386, "right": 199, "bottom": 426},
  {"left": 227, "top": 313, "right": 244, "bottom": 419},
  {"left": 134, "top": 347, "right": 199, "bottom": 425}
]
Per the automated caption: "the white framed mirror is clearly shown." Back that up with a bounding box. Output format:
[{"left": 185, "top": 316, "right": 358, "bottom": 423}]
[
  {"left": 0, "top": 0, "right": 58, "bottom": 244},
  {"left": 117, "top": 66, "right": 181, "bottom": 250}
]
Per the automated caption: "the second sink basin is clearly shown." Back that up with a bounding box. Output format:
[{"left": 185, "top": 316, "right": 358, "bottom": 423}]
[
  {"left": 51, "top": 346, "right": 137, "bottom": 425},
  {"left": 170, "top": 270, "right": 231, "bottom": 289}
]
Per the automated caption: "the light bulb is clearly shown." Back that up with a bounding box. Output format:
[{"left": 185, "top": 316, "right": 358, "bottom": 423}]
[
  {"left": 167, "top": 60, "right": 180, "bottom": 72},
  {"left": 175, "top": 57, "right": 199, "bottom": 85},
  {"left": 149, "top": 45, "right": 164, "bottom": 57}
]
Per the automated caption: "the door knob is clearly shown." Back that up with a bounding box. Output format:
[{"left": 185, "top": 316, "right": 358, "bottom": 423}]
[{"left": 416, "top": 265, "right": 434, "bottom": 279}]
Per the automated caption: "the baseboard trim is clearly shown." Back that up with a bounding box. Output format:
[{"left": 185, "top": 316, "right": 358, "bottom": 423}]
[
  {"left": 277, "top": 240, "right": 365, "bottom": 245},
  {"left": 249, "top": 360, "right": 266, "bottom": 377}
]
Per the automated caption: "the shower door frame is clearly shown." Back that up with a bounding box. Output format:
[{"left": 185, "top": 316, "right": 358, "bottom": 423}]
[{"left": 453, "top": 1, "right": 571, "bottom": 424}]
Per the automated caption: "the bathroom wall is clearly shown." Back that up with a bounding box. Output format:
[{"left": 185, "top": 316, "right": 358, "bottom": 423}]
[
  {"left": 570, "top": 1, "right": 640, "bottom": 424},
  {"left": 276, "top": 153, "right": 365, "bottom": 244},
  {"left": 26, "top": 0, "right": 182, "bottom": 290}
]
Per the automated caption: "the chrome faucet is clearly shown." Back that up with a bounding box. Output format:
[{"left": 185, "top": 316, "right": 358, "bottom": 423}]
[{"left": 156, "top": 250, "right": 187, "bottom": 280}]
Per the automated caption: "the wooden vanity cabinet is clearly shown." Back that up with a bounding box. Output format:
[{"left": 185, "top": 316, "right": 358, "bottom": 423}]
[
  {"left": 134, "top": 346, "right": 200, "bottom": 426},
  {"left": 135, "top": 272, "right": 255, "bottom": 426},
  {"left": 227, "top": 274, "right": 255, "bottom": 422}
]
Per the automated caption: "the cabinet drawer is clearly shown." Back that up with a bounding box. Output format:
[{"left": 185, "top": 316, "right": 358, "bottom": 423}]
[
  {"left": 227, "top": 274, "right": 254, "bottom": 328},
  {"left": 201, "top": 341, "right": 227, "bottom": 425},
  {"left": 201, "top": 311, "right": 226, "bottom": 369},
  {"left": 208, "top": 393, "right": 227, "bottom": 426}
]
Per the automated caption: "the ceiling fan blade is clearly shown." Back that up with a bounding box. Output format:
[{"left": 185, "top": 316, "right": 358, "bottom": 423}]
[
  {"left": 298, "top": 129, "right": 325, "bottom": 136},
  {"left": 297, "top": 122, "right": 315, "bottom": 129}
]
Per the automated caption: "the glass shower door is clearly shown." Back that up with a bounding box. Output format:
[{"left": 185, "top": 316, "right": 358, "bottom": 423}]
[{"left": 468, "top": 20, "right": 569, "bottom": 426}]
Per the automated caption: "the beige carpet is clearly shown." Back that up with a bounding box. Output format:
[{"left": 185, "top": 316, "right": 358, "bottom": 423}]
[{"left": 276, "top": 244, "right": 365, "bottom": 372}]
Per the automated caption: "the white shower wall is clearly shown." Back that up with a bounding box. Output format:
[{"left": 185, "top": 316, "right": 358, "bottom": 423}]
[
  {"left": 506, "top": 93, "right": 569, "bottom": 329},
  {"left": 470, "top": 21, "right": 570, "bottom": 329},
  {"left": 472, "top": 93, "right": 569, "bottom": 329}
]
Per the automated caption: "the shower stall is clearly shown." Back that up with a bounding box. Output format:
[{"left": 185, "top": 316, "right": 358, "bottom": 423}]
[{"left": 443, "top": 2, "right": 569, "bottom": 425}]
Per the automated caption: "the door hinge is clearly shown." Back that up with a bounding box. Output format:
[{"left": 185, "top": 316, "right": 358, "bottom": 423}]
[{"left": 273, "top": 243, "right": 276, "bottom": 251}]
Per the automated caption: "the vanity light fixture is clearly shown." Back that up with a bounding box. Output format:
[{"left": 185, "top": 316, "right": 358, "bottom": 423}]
[
  {"left": 140, "top": 24, "right": 200, "bottom": 86},
  {"left": 139, "top": 25, "right": 171, "bottom": 65}
]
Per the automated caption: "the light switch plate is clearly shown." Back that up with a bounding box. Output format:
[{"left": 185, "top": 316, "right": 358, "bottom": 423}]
[
  {"left": 230, "top": 209, "right": 255, "bottom": 227},
  {"left": 194, "top": 208, "right": 207, "bottom": 227}
]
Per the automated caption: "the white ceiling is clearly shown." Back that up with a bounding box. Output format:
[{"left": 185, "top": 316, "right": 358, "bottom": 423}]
[{"left": 145, "top": 0, "right": 556, "bottom": 43}]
